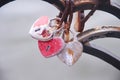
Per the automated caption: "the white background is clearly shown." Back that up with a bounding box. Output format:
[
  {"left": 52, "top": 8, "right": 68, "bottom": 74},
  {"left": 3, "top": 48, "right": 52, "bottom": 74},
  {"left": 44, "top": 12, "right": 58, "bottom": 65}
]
[{"left": 0, "top": 0, "right": 120, "bottom": 80}]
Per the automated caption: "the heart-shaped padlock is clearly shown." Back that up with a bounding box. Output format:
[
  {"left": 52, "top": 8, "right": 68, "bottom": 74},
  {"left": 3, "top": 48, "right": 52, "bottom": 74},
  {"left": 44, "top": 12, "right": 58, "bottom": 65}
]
[
  {"left": 57, "top": 32, "right": 83, "bottom": 66},
  {"left": 29, "top": 16, "right": 53, "bottom": 41},
  {"left": 38, "top": 30, "right": 65, "bottom": 58},
  {"left": 29, "top": 16, "right": 62, "bottom": 41}
]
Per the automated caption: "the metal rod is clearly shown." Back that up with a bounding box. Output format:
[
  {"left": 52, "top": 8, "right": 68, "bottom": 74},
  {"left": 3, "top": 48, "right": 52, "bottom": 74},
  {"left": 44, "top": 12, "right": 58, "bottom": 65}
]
[
  {"left": 83, "top": 44, "right": 120, "bottom": 70},
  {"left": 77, "top": 26, "right": 120, "bottom": 70}
]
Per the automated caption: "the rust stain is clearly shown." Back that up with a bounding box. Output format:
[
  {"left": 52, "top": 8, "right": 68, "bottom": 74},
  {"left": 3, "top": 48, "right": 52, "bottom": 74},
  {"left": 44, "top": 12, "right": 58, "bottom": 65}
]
[{"left": 67, "top": 48, "right": 74, "bottom": 56}]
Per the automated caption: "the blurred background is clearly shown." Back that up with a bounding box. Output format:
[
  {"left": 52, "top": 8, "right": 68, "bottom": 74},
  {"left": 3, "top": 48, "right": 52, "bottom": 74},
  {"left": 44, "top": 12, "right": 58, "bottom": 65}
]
[{"left": 0, "top": 0, "right": 120, "bottom": 80}]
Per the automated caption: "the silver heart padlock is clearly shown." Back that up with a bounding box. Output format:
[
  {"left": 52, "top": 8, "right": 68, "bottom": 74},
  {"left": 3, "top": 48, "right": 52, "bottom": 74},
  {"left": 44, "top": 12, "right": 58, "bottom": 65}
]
[
  {"left": 29, "top": 16, "right": 62, "bottom": 41},
  {"left": 57, "top": 32, "right": 83, "bottom": 66}
]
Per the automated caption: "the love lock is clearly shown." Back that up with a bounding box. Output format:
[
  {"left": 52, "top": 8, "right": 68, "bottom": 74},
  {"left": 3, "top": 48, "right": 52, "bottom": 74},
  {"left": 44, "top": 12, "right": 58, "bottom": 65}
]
[
  {"left": 57, "top": 32, "right": 83, "bottom": 66},
  {"left": 29, "top": 16, "right": 62, "bottom": 41},
  {"left": 38, "top": 29, "right": 65, "bottom": 58},
  {"left": 29, "top": 16, "right": 52, "bottom": 41}
]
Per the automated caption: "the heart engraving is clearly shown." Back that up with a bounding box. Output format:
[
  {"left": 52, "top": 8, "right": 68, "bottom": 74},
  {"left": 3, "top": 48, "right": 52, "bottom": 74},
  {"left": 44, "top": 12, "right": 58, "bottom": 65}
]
[{"left": 38, "top": 37, "right": 65, "bottom": 58}]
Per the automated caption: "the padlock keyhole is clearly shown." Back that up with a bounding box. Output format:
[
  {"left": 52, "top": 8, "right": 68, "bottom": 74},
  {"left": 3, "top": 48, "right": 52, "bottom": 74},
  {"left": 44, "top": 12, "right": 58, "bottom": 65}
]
[{"left": 46, "top": 45, "right": 51, "bottom": 51}]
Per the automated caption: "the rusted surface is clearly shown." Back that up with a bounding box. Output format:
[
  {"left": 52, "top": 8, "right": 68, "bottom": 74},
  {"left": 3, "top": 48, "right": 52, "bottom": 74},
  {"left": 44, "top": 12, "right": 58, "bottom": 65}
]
[
  {"left": 73, "top": 0, "right": 98, "bottom": 7},
  {"left": 74, "top": 11, "right": 85, "bottom": 32},
  {"left": 44, "top": 0, "right": 99, "bottom": 12},
  {"left": 59, "top": 0, "right": 99, "bottom": 6},
  {"left": 67, "top": 48, "right": 74, "bottom": 56}
]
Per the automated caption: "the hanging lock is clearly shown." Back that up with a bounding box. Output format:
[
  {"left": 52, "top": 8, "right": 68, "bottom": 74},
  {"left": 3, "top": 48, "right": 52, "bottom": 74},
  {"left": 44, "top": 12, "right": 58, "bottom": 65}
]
[
  {"left": 38, "top": 30, "right": 66, "bottom": 58},
  {"left": 57, "top": 31, "right": 83, "bottom": 66},
  {"left": 29, "top": 16, "right": 63, "bottom": 41}
]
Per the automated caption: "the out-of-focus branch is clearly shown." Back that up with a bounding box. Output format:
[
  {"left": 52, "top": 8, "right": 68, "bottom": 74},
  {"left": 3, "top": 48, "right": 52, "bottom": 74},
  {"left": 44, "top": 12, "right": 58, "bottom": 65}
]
[{"left": 0, "top": 0, "right": 15, "bottom": 7}]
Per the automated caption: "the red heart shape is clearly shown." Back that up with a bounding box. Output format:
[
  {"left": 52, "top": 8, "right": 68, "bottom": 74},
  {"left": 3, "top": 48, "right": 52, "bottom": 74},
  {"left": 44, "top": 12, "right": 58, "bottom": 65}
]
[{"left": 38, "top": 37, "right": 65, "bottom": 58}]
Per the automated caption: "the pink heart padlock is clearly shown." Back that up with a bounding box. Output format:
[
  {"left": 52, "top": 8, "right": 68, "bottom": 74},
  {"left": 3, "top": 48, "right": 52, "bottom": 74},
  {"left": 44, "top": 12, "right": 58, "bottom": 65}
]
[
  {"left": 57, "top": 33, "right": 83, "bottom": 66},
  {"left": 29, "top": 16, "right": 63, "bottom": 41},
  {"left": 29, "top": 16, "right": 53, "bottom": 41},
  {"left": 38, "top": 30, "right": 65, "bottom": 58}
]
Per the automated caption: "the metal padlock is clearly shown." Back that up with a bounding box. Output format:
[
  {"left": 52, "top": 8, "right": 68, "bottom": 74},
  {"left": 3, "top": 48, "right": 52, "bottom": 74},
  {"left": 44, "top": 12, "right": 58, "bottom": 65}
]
[
  {"left": 38, "top": 30, "right": 66, "bottom": 58},
  {"left": 29, "top": 16, "right": 64, "bottom": 41},
  {"left": 57, "top": 32, "right": 83, "bottom": 66}
]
